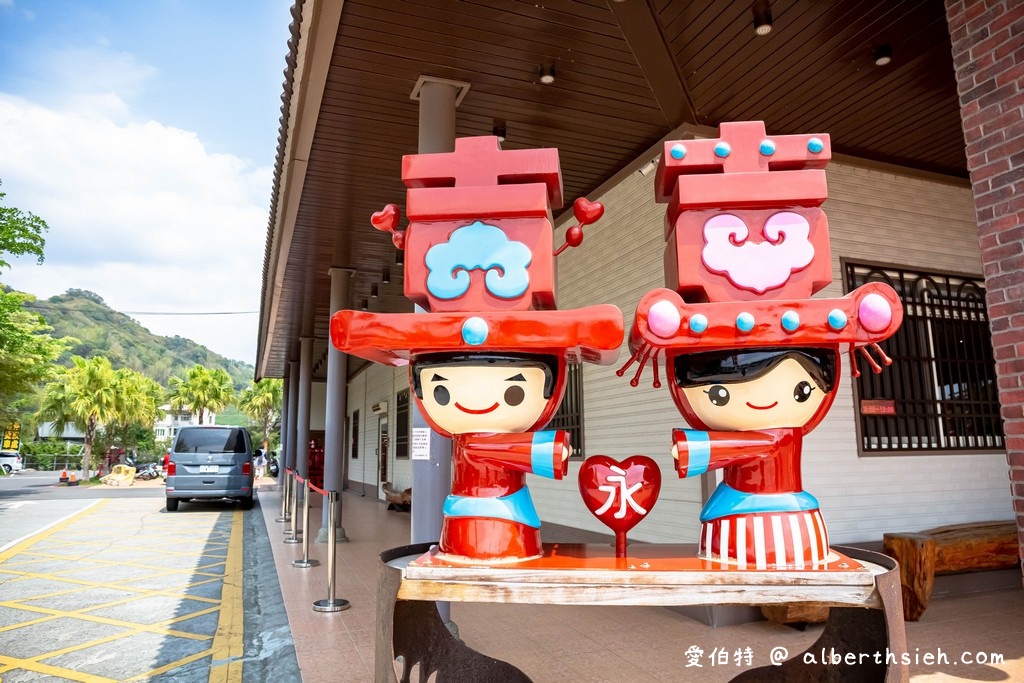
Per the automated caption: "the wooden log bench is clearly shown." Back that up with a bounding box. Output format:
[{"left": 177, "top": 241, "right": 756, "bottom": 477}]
[{"left": 883, "top": 521, "right": 1019, "bottom": 621}]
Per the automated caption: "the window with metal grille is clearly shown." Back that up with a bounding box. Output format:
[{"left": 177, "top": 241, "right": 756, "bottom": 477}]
[
  {"left": 350, "top": 410, "right": 360, "bottom": 459},
  {"left": 395, "top": 390, "right": 410, "bottom": 459},
  {"left": 844, "top": 261, "right": 1003, "bottom": 454},
  {"left": 548, "top": 363, "right": 585, "bottom": 458}
]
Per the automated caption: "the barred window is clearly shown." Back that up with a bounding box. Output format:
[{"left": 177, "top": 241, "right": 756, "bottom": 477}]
[
  {"left": 845, "top": 261, "right": 1003, "bottom": 454},
  {"left": 395, "top": 390, "right": 410, "bottom": 459},
  {"left": 548, "top": 363, "right": 585, "bottom": 458}
]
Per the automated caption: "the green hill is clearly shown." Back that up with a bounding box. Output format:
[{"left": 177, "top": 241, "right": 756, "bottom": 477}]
[{"left": 19, "top": 288, "right": 254, "bottom": 391}]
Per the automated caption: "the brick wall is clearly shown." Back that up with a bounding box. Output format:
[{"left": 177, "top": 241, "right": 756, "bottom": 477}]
[{"left": 946, "top": 0, "right": 1024, "bottom": 577}]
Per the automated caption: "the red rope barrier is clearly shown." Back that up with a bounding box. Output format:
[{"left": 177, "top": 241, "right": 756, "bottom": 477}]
[
  {"left": 308, "top": 480, "right": 329, "bottom": 496},
  {"left": 295, "top": 474, "right": 306, "bottom": 484}
]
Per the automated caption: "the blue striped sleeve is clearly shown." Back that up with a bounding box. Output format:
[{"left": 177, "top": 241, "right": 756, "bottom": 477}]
[
  {"left": 531, "top": 431, "right": 557, "bottom": 479},
  {"left": 683, "top": 430, "right": 711, "bottom": 477}
]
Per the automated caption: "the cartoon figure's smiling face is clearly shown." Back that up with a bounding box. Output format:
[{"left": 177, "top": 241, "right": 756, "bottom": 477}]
[
  {"left": 414, "top": 357, "right": 557, "bottom": 435},
  {"left": 680, "top": 358, "right": 828, "bottom": 431}
]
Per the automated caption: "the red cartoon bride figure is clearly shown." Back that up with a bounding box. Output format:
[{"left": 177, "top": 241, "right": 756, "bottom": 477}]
[
  {"left": 621, "top": 122, "right": 903, "bottom": 569},
  {"left": 331, "top": 136, "right": 623, "bottom": 562}
]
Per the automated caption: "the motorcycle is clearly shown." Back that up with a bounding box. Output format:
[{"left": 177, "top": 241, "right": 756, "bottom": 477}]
[
  {"left": 268, "top": 454, "right": 280, "bottom": 477},
  {"left": 135, "top": 462, "right": 161, "bottom": 481}
]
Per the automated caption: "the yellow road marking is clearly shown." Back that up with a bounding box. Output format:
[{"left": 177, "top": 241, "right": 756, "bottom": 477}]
[
  {"left": 8, "top": 539, "right": 230, "bottom": 556},
  {"left": 208, "top": 507, "right": 245, "bottom": 683},
  {"left": 0, "top": 500, "right": 108, "bottom": 562},
  {"left": 0, "top": 572, "right": 221, "bottom": 602},
  {"left": 0, "top": 552, "right": 227, "bottom": 574},
  {"left": 0, "top": 601, "right": 215, "bottom": 640},
  {"left": 0, "top": 572, "right": 222, "bottom": 604},
  {"left": 0, "top": 561, "right": 227, "bottom": 583},
  {"left": 0, "top": 655, "right": 118, "bottom": 682},
  {"left": 127, "top": 646, "right": 214, "bottom": 681},
  {"left": 0, "top": 500, "right": 250, "bottom": 682}
]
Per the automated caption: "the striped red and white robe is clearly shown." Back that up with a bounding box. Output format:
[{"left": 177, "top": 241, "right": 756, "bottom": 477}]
[{"left": 673, "top": 427, "right": 829, "bottom": 569}]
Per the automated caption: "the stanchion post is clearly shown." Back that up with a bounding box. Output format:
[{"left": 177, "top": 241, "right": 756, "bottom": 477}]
[
  {"left": 313, "top": 489, "right": 351, "bottom": 612},
  {"left": 276, "top": 469, "right": 291, "bottom": 523},
  {"left": 284, "top": 473, "right": 301, "bottom": 544},
  {"left": 293, "top": 479, "right": 320, "bottom": 568}
]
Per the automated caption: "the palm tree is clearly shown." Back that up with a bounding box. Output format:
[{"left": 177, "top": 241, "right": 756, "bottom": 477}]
[
  {"left": 237, "top": 379, "right": 282, "bottom": 446},
  {"left": 167, "top": 365, "right": 235, "bottom": 425},
  {"left": 37, "top": 356, "right": 119, "bottom": 481},
  {"left": 105, "top": 369, "right": 165, "bottom": 455}
]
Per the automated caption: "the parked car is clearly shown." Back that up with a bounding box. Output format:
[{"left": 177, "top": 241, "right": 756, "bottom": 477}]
[
  {"left": 0, "top": 451, "right": 23, "bottom": 475},
  {"left": 165, "top": 426, "right": 255, "bottom": 511}
]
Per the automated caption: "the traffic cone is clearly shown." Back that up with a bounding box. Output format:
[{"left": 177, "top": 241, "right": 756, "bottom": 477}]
[
  {"left": 59, "top": 469, "right": 69, "bottom": 483},
  {"left": 68, "top": 472, "right": 79, "bottom": 487}
]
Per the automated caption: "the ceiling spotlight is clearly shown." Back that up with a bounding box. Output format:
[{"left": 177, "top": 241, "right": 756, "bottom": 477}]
[
  {"left": 360, "top": 299, "right": 368, "bottom": 311},
  {"left": 752, "top": 2, "right": 772, "bottom": 36},
  {"left": 539, "top": 65, "right": 555, "bottom": 85},
  {"left": 382, "top": 267, "right": 390, "bottom": 284},
  {"left": 492, "top": 118, "right": 507, "bottom": 142},
  {"left": 873, "top": 44, "right": 892, "bottom": 66},
  {"left": 395, "top": 250, "right": 404, "bottom": 266},
  {"left": 371, "top": 284, "right": 379, "bottom": 298}
]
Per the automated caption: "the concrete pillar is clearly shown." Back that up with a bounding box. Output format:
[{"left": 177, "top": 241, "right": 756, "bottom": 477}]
[
  {"left": 946, "top": 0, "right": 1024, "bottom": 580},
  {"left": 296, "top": 337, "right": 313, "bottom": 481},
  {"left": 320, "top": 267, "right": 353, "bottom": 542},
  {"left": 286, "top": 360, "right": 300, "bottom": 473},
  {"left": 410, "top": 77, "right": 467, "bottom": 550},
  {"left": 280, "top": 373, "right": 291, "bottom": 471},
  {"left": 417, "top": 80, "right": 458, "bottom": 154}
]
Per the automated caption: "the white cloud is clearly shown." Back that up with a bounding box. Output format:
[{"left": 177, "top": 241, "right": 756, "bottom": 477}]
[
  {"left": 0, "top": 92, "right": 271, "bottom": 365},
  {"left": 26, "top": 43, "right": 158, "bottom": 118}
]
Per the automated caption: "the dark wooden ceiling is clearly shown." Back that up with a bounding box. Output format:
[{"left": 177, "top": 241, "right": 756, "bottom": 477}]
[{"left": 257, "top": 0, "right": 965, "bottom": 379}]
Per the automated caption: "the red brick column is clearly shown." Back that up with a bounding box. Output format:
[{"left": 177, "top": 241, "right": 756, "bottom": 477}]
[{"left": 946, "top": 0, "right": 1024, "bottom": 580}]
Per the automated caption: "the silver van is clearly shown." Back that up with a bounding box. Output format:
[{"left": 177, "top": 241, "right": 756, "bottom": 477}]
[{"left": 165, "top": 426, "right": 255, "bottom": 511}]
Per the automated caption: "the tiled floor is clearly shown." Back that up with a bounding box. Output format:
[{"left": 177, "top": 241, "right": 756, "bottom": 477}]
[{"left": 258, "top": 481, "right": 1024, "bottom": 682}]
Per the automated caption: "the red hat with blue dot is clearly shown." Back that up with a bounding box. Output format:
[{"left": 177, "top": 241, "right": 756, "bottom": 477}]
[{"left": 331, "top": 136, "right": 624, "bottom": 367}]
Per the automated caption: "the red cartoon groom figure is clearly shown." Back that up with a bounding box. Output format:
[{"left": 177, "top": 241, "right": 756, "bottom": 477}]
[
  {"left": 622, "top": 122, "right": 903, "bottom": 569},
  {"left": 332, "top": 136, "right": 623, "bottom": 563}
]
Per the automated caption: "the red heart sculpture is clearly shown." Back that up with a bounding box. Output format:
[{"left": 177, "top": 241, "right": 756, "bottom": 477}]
[
  {"left": 371, "top": 203, "right": 399, "bottom": 233},
  {"left": 573, "top": 196, "right": 604, "bottom": 226},
  {"left": 578, "top": 455, "right": 661, "bottom": 534}
]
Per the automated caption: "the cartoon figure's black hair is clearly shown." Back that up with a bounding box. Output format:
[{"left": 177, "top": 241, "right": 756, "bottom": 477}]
[
  {"left": 673, "top": 347, "right": 837, "bottom": 393},
  {"left": 411, "top": 353, "right": 560, "bottom": 399}
]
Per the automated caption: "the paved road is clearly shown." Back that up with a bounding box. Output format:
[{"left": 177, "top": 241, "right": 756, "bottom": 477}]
[
  {"left": 0, "top": 472, "right": 164, "bottom": 552},
  {"left": 0, "top": 474, "right": 299, "bottom": 682}
]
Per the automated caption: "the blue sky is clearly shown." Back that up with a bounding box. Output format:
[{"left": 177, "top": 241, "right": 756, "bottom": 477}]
[{"left": 0, "top": 0, "right": 294, "bottom": 364}]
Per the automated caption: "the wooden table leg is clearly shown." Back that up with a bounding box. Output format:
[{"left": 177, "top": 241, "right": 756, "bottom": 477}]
[
  {"left": 378, "top": 543, "right": 532, "bottom": 683},
  {"left": 731, "top": 547, "right": 908, "bottom": 683}
]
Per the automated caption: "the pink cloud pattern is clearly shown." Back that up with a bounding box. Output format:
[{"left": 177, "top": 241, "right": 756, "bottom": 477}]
[{"left": 701, "top": 212, "right": 815, "bottom": 294}]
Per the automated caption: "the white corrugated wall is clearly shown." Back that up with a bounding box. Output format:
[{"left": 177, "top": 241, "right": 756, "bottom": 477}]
[{"left": 345, "top": 362, "right": 410, "bottom": 499}]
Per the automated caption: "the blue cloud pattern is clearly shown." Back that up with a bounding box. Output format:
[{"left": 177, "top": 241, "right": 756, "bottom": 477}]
[{"left": 425, "top": 221, "right": 533, "bottom": 300}]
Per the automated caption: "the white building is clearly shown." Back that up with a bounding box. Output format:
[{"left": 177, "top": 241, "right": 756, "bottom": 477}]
[{"left": 153, "top": 406, "right": 216, "bottom": 443}]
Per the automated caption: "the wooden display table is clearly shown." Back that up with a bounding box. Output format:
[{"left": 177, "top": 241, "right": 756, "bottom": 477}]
[{"left": 377, "top": 542, "right": 908, "bottom": 682}]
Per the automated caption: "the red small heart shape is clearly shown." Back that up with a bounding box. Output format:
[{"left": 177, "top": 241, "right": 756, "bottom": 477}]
[
  {"left": 573, "top": 197, "right": 604, "bottom": 226},
  {"left": 371, "top": 203, "right": 399, "bottom": 232},
  {"left": 578, "top": 455, "right": 661, "bottom": 534}
]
